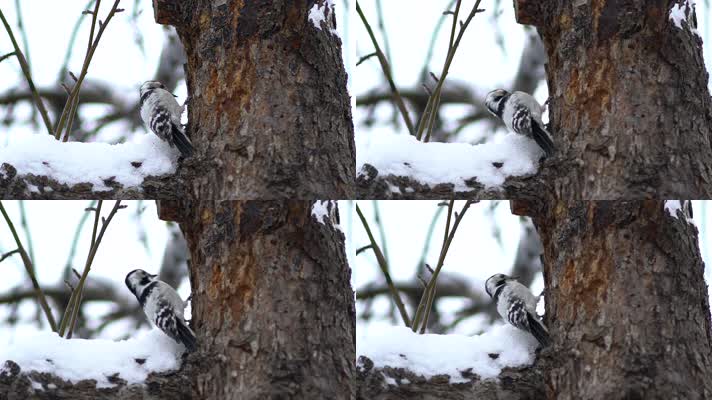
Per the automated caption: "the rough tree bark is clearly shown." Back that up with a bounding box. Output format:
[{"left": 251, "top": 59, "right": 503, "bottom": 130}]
[
  {"left": 524, "top": 200, "right": 712, "bottom": 399},
  {"left": 355, "top": 200, "right": 712, "bottom": 399},
  {"left": 158, "top": 0, "right": 355, "bottom": 199},
  {"left": 521, "top": 0, "right": 712, "bottom": 198},
  {"left": 0, "top": 0, "right": 355, "bottom": 200},
  {"left": 0, "top": 201, "right": 355, "bottom": 399}
]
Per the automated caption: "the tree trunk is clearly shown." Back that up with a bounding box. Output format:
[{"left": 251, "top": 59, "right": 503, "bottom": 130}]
[
  {"left": 172, "top": 200, "right": 355, "bottom": 399},
  {"left": 524, "top": 200, "right": 712, "bottom": 399},
  {"left": 517, "top": 0, "right": 712, "bottom": 198},
  {"left": 157, "top": 0, "right": 355, "bottom": 199},
  {"left": 0, "top": 200, "right": 355, "bottom": 399}
]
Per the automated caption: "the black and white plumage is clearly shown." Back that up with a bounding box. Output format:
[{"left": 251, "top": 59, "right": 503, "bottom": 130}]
[
  {"left": 139, "top": 81, "right": 193, "bottom": 158},
  {"left": 485, "top": 273, "right": 551, "bottom": 347},
  {"left": 125, "top": 269, "right": 197, "bottom": 352},
  {"left": 484, "top": 89, "right": 555, "bottom": 158}
]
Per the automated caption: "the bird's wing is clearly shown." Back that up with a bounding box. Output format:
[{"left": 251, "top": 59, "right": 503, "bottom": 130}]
[
  {"left": 506, "top": 298, "right": 531, "bottom": 332},
  {"left": 510, "top": 105, "right": 533, "bottom": 137}
]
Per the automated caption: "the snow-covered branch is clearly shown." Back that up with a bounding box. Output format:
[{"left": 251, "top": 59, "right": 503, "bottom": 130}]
[
  {"left": 356, "top": 356, "right": 545, "bottom": 399},
  {"left": 355, "top": 157, "right": 553, "bottom": 200},
  {"left": 0, "top": 330, "right": 204, "bottom": 399},
  {"left": 0, "top": 162, "right": 186, "bottom": 200},
  {"left": 355, "top": 325, "right": 547, "bottom": 399}
]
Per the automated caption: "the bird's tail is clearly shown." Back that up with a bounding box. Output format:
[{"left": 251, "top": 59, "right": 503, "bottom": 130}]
[
  {"left": 176, "top": 319, "right": 198, "bottom": 352},
  {"left": 527, "top": 312, "right": 551, "bottom": 347},
  {"left": 171, "top": 123, "right": 194, "bottom": 158},
  {"left": 531, "top": 121, "right": 555, "bottom": 158}
]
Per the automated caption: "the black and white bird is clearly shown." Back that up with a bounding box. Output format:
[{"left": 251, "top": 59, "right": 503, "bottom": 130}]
[
  {"left": 485, "top": 273, "right": 551, "bottom": 347},
  {"left": 125, "top": 269, "right": 197, "bottom": 352},
  {"left": 484, "top": 89, "right": 555, "bottom": 158},
  {"left": 139, "top": 81, "right": 193, "bottom": 158}
]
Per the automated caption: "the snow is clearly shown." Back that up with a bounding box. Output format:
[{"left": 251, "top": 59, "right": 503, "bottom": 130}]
[
  {"left": 309, "top": 0, "right": 338, "bottom": 35},
  {"left": 670, "top": 0, "right": 700, "bottom": 36},
  {"left": 311, "top": 200, "right": 342, "bottom": 231},
  {"left": 356, "top": 324, "right": 538, "bottom": 383},
  {"left": 0, "top": 133, "right": 179, "bottom": 191},
  {"left": 665, "top": 200, "right": 694, "bottom": 223},
  {"left": 30, "top": 379, "right": 43, "bottom": 391},
  {"left": 0, "top": 329, "right": 184, "bottom": 388},
  {"left": 356, "top": 131, "right": 542, "bottom": 190}
]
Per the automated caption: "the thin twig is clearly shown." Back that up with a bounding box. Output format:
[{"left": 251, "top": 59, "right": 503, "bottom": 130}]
[
  {"left": 374, "top": 0, "right": 399, "bottom": 127},
  {"left": 62, "top": 201, "right": 125, "bottom": 338},
  {"left": 412, "top": 200, "right": 474, "bottom": 333},
  {"left": 0, "top": 201, "right": 57, "bottom": 331},
  {"left": 0, "top": 52, "right": 16, "bottom": 63},
  {"left": 18, "top": 201, "right": 35, "bottom": 269},
  {"left": 60, "top": 200, "right": 102, "bottom": 335},
  {"left": 421, "top": 201, "right": 473, "bottom": 333},
  {"left": 56, "top": 0, "right": 124, "bottom": 141},
  {"left": 59, "top": 0, "right": 96, "bottom": 80},
  {"left": 419, "top": 0, "right": 457, "bottom": 81},
  {"left": 356, "top": 52, "right": 377, "bottom": 66},
  {"left": 13, "top": 0, "right": 36, "bottom": 126},
  {"left": 0, "top": 9, "right": 53, "bottom": 135},
  {"left": 372, "top": 202, "right": 390, "bottom": 270},
  {"left": 64, "top": 200, "right": 97, "bottom": 273},
  {"left": 412, "top": 200, "right": 454, "bottom": 331},
  {"left": 0, "top": 249, "right": 20, "bottom": 263},
  {"left": 416, "top": 0, "right": 484, "bottom": 142},
  {"left": 415, "top": 206, "right": 445, "bottom": 276},
  {"left": 356, "top": 1, "right": 415, "bottom": 136},
  {"left": 356, "top": 244, "right": 373, "bottom": 255},
  {"left": 356, "top": 203, "right": 411, "bottom": 327}
]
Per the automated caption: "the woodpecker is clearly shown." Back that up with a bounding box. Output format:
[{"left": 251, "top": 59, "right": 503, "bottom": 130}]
[
  {"left": 485, "top": 89, "right": 555, "bottom": 157},
  {"left": 125, "top": 269, "right": 197, "bottom": 352},
  {"left": 485, "top": 273, "right": 550, "bottom": 347},
  {"left": 139, "top": 81, "right": 193, "bottom": 158}
]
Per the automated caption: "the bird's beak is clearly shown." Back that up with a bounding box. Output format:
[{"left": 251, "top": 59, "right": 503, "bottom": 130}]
[
  {"left": 511, "top": 276, "right": 520, "bottom": 280},
  {"left": 149, "top": 273, "right": 158, "bottom": 279}
]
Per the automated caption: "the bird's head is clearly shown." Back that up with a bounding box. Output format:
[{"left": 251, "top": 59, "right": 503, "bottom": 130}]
[
  {"left": 125, "top": 269, "right": 158, "bottom": 295},
  {"left": 139, "top": 80, "right": 167, "bottom": 96},
  {"left": 485, "top": 273, "right": 517, "bottom": 298},
  {"left": 484, "top": 89, "right": 509, "bottom": 117}
]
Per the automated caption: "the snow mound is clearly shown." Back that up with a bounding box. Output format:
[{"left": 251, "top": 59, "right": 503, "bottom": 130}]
[
  {"left": 356, "top": 131, "right": 542, "bottom": 191},
  {"left": 0, "top": 329, "right": 183, "bottom": 388},
  {"left": 669, "top": 1, "right": 691, "bottom": 29},
  {"left": 664, "top": 200, "right": 695, "bottom": 223},
  {"left": 357, "top": 324, "right": 538, "bottom": 384},
  {"left": 309, "top": 0, "right": 337, "bottom": 35},
  {"left": 0, "top": 133, "right": 178, "bottom": 191}
]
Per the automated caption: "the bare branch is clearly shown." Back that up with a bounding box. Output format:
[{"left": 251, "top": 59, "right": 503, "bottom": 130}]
[
  {"left": 0, "top": 201, "right": 57, "bottom": 331},
  {"left": 0, "top": 9, "right": 53, "bottom": 135},
  {"left": 356, "top": 203, "right": 411, "bottom": 327},
  {"left": 356, "top": 1, "right": 415, "bottom": 135},
  {"left": 0, "top": 249, "right": 20, "bottom": 263}
]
